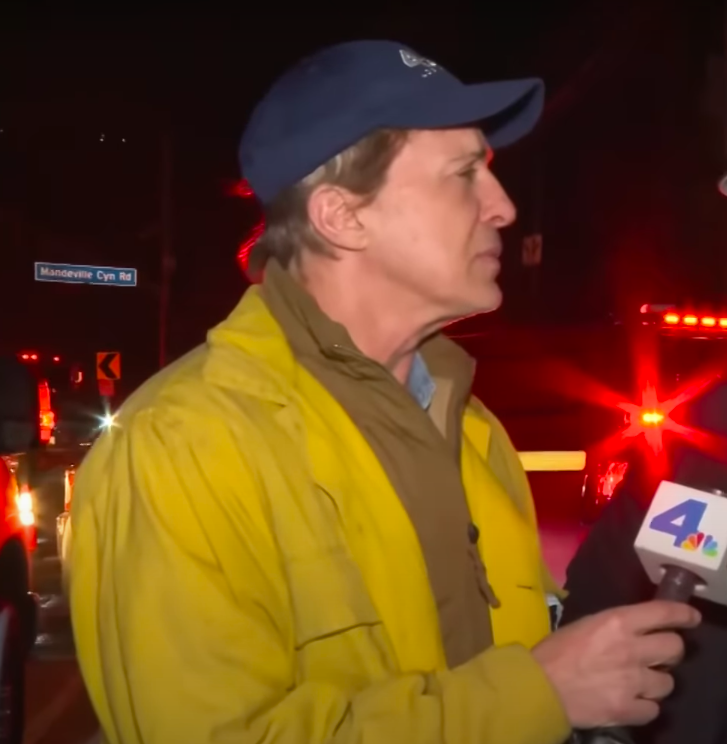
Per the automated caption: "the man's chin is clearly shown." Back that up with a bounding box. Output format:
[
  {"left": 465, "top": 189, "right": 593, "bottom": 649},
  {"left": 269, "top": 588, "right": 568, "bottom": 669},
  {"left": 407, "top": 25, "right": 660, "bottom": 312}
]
[
  {"left": 470, "top": 284, "right": 502, "bottom": 315},
  {"left": 449, "top": 285, "right": 502, "bottom": 323}
]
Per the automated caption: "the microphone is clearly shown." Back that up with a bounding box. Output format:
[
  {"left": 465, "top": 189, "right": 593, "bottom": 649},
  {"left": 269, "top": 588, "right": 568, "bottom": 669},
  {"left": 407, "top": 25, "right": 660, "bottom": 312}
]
[{"left": 634, "top": 480, "right": 727, "bottom": 603}]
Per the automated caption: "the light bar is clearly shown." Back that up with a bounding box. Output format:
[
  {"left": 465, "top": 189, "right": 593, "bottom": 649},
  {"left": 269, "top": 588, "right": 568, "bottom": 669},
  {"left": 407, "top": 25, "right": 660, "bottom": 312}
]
[
  {"left": 518, "top": 451, "right": 587, "bottom": 472},
  {"left": 662, "top": 312, "right": 727, "bottom": 330},
  {"left": 641, "top": 304, "right": 677, "bottom": 314}
]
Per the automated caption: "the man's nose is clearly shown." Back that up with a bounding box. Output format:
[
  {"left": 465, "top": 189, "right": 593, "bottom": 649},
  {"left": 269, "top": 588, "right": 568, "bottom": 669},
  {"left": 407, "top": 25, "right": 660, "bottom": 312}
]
[{"left": 479, "top": 172, "right": 517, "bottom": 228}]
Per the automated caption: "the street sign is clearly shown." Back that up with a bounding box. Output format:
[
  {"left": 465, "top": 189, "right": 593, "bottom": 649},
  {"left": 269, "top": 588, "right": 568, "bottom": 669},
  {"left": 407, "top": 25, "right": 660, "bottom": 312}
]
[
  {"left": 34, "top": 262, "right": 137, "bottom": 287},
  {"left": 98, "top": 379, "right": 115, "bottom": 397},
  {"left": 96, "top": 352, "right": 121, "bottom": 381}
]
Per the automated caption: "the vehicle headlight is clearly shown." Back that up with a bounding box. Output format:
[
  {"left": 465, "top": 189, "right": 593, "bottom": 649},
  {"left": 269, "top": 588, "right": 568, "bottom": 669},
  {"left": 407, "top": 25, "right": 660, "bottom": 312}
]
[
  {"left": 15, "top": 488, "right": 35, "bottom": 526},
  {"left": 100, "top": 413, "right": 116, "bottom": 430}
]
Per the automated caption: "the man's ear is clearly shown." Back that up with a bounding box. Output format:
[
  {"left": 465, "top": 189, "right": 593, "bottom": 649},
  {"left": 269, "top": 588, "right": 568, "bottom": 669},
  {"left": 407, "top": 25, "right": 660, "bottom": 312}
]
[{"left": 307, "top": 184, "right": 367, "bottom": 251}]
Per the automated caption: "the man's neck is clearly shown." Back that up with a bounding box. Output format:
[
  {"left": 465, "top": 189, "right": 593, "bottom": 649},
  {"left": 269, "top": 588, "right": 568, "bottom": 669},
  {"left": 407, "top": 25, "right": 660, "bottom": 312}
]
[{"left": 294, "top": 263, "right": 442, "bottom": 385}]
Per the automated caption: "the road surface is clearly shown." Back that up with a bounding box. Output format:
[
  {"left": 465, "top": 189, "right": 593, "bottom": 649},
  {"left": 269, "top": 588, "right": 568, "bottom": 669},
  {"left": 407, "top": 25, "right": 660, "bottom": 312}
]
[
  {"left": 26, "top": 536, "right": 98, "bottom": 743},
  {"left": 24, "top": 658, "right": 97, "bottom": 744},
  {"left": 25, "top": 463, "right": 98, "bottom": 744}
]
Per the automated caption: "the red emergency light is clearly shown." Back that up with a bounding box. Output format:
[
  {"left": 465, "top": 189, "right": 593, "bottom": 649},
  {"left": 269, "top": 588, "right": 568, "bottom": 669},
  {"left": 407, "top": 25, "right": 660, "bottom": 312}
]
[
  {"left": 663, "top": 312, "right": 727, "bottom": 329},
  {"left": 18, "top": 351, "right": 62, "bottom": 363},
  {"left": 617, "top": 384, "right": 676, "bottom": 455},
  {"left": 640, "top": 409, "right": 666, "bottom": 426},
  {"left": 37, "top": 379, "right": 56, "bottom": 443}
]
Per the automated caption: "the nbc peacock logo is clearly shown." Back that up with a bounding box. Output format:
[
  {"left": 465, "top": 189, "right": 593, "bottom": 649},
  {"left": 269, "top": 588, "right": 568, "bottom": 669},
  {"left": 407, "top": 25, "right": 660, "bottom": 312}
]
[{"left": 680, "top": 532, "right": 719, "bottom": 558}]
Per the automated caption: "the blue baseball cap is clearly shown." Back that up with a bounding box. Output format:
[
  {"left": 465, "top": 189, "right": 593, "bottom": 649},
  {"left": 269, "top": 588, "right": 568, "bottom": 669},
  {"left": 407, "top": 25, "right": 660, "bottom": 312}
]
[{"left": 239, "top": 40, "right": 545, "bottom": 205}]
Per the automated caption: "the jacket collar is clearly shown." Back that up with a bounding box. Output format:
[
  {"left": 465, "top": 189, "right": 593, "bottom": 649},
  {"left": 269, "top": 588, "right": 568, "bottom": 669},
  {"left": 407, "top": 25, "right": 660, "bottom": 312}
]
[
  {"left": 203, "top": 260, "right": 475, "bottom": 406},
  {"left": 204, "top": 285, "right": 294, "bottom": 405}
]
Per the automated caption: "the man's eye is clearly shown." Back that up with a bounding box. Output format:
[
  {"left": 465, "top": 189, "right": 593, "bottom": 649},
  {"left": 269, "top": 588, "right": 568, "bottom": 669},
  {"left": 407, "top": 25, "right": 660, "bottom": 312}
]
[{"left": 459, "top": 167, "right": 477, "bottom": 181}]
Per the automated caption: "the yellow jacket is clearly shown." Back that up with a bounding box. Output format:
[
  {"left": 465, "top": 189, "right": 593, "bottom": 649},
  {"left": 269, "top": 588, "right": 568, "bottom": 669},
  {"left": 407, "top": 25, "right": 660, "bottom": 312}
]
[{"left": 68, "top": 287, "right": 570, "bottom": 744}]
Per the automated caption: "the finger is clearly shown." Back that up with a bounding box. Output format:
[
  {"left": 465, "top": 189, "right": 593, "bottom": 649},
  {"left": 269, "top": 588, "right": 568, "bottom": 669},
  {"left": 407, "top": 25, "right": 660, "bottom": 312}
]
[
  {"left": 639, "top": 667, "right": 675, "bottom": 702},
  {"left": 616, "top": 697, "right": 661, "bottom": 727},
  {"left": 618, "top": 600, "right": 701, "bottom": 634},
  {"left": 634, "top": 631, "right": 685, "bottom": 668}
]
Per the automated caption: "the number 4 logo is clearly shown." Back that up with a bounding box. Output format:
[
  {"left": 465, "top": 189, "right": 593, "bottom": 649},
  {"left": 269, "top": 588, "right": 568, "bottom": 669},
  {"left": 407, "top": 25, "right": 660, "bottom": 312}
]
[{"left": 649, "top": 499, "right": 720, "bottom": 557}]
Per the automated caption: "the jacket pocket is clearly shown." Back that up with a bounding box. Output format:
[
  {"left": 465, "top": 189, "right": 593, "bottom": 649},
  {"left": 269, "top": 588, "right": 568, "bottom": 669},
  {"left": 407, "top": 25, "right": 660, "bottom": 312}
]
[
  {"left": 285, "top": 548, "right": 383, "bottom": 649},
  {"left": 491, "top": 579, "right": 553, "bottom": 649}
]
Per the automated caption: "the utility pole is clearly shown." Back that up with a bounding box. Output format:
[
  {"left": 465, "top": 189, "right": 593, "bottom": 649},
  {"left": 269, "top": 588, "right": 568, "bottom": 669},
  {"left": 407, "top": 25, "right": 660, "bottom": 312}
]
[
  {"left": 159, "top": 132, "right": 174, "bottom": 370},
  {"left": 724, "top": 0, "right": 727, "bottom": 163}
]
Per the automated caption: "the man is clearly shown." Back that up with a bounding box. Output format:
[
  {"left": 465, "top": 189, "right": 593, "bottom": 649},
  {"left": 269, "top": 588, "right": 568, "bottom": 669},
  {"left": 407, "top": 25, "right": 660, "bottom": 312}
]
[
  {"left": 563, "top": 382, "right": 727, "bottom": 744},
  {"left": 67, "top": 40, "right": 699, "bottom": 744}
]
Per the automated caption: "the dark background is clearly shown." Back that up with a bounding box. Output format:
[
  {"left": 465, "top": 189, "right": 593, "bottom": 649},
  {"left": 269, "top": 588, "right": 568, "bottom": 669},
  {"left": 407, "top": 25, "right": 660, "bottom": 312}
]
[{"left": 1, "top": 1, "right": 726, "bottom": 394}]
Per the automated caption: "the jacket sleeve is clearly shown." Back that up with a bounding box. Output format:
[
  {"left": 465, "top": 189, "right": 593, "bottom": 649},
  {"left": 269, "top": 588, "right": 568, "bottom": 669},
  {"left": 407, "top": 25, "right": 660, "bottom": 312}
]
[{"left": 69, "top": 406, "right": 571, "bottom": 744}]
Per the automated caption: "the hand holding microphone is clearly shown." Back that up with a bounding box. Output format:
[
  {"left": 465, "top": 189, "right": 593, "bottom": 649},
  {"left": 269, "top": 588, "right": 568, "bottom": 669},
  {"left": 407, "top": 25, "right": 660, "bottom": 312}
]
[
  {"left": 532, "top": 599, "right": 697, "bottom": 730},
  {"left": 582, "top": 481, "right": 727, "bottom": 743},
  {"left": 533, "top": 479, "right": 715, "bottom": 735},
  {"left": 576, "top": 480, "right": 727, "bottom": 742},
  {"left": 565, "top": 479, "right": 727, "bottom": 742}
]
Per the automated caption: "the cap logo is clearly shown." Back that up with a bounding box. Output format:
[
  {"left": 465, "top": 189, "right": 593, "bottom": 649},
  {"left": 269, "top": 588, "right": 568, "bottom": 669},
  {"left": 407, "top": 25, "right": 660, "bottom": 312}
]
[{"left": 399, "top": 49, "right": 438, "bottom": 77}]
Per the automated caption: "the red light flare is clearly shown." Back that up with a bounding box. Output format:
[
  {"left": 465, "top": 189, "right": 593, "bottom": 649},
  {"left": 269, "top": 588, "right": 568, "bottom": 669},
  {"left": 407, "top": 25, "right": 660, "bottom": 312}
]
[
  {"left": 225, "top": 178, "right": 265, "bottom": 282},
  {"left": 509, "top": 357, "right": 632, "bottom": 412},
  {"left": 617, "top": 385, "right": 674, "bottom": 454},
  {"left": 223, "top": 178, "right": 255, "bottom": 198},
  {"left": 519, "top": 322, "right": 727, "bottom": 472},
  {"left": 596, "top": 374, "right": 724, "bottom": 465},
  {"left": 546, "top": 361, "right": 725, "bottom": 481},
  {"left": 236, "top": 218, "right": 265, "bottom": 280},
  {"left": 589, "top": 320, "right": 697, "bottom": 465}
]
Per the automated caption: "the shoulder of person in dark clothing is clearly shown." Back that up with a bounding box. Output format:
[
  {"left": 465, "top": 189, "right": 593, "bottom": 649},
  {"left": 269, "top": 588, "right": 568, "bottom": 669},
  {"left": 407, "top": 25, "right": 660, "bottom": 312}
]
[{"left": 561, "top": 378, "right": 727, "bottom": 744}]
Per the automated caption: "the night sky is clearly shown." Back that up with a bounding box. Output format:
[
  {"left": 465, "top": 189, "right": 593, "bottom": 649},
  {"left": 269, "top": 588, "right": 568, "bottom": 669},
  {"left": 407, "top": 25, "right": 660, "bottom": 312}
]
[{"left": 1, "top": 1, "right": 725, "bottom": 393}]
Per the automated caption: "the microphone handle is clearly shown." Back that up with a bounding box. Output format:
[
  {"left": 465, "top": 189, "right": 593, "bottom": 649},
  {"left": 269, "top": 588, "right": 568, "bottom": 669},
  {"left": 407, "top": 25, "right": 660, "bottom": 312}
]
[{"left": 654, "top": 565, "right": 700, "bottom": 602}]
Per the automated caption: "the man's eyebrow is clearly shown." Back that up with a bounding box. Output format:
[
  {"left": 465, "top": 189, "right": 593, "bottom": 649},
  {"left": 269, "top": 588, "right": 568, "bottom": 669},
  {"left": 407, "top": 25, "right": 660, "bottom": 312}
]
[{"left": 451, "top": 147, "right": 493, "bottom": 166}]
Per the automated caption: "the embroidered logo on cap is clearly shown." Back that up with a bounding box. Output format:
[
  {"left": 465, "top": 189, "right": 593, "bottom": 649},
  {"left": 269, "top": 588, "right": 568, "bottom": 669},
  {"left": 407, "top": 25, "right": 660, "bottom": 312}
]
[{"left": 399, "top": 49, "right": 438, "bottom": 78}]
